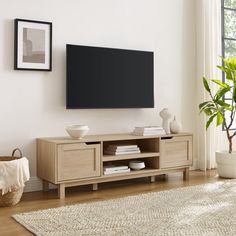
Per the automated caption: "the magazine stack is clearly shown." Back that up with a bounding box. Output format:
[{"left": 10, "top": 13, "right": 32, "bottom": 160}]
[
  {"left": 133, "top": 126, "right": 166, "bottom": 136},
  {"left": 103, "top": 165, "right": 131, "bottom": 175},
  {"left": 104, "top": 145, "right": 140, "bottom": 155}
]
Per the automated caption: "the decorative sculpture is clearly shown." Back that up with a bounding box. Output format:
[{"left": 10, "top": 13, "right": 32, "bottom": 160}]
[{"left": 159, "top": 108, "right": 172, "bottom": 134}]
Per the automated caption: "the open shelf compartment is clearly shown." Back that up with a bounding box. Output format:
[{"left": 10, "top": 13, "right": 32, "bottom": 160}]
[
  {"left": 103, "top": 156, "right": 160, "bottom": 176},
  {"left": 102, "top": 138, "right": 159, "bottom": 159}
]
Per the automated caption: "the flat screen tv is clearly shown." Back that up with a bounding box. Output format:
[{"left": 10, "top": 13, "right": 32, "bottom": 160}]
[{"left": 66, "top": 44, "right": 154, "bottom": 109}]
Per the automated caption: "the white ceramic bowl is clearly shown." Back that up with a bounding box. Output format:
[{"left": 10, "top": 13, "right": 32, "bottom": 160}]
[
  {"left": 66, "top": 125, "right": 89, "bottom": 139},
  {"left": 129, "top": 161, "right": 145, "bottom": 170}
]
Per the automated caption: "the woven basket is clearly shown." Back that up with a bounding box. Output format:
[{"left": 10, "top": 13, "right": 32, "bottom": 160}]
[{"left": 0, "top": 148, "right": 24, "bottom": 207}]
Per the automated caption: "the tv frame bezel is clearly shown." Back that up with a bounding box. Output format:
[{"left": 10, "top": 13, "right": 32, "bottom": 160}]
[{"left": 66, "top": 44, "right": 155, "bottom": 109}]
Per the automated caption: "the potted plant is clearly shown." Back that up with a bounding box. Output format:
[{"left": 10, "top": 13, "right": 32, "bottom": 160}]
[{"left": 199, "top": 57, "right": 236, "bottom": 178}]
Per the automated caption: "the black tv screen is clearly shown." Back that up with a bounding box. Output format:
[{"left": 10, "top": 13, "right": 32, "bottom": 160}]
[{"left": 66, "top": 44, "right": 154, "bottom": 109}]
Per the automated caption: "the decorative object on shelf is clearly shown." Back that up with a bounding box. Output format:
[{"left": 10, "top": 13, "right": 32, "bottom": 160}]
[
  {"left": 129, "top": 160, "right": 145, "bottom": 170},
  {"left": 103, "top": 165, "right": 130, "bottom": 175},
  {"left": 0, "top": 148, "right": 30, "bottom": 207},
  {"left": 159, "top": 108, "right": 172, "bottom": 134},
  {"left": 66, "top": 125, "right": 89, "bottom": 139},
  {"left": 133, "top": 126, "right": 166, "bottom": 136},
  {"left": 170, "top": 116, "right": 182, "bottom": 134},
  {"left": 104, "top": 145, "right": 140, "bottom": 155},
  {"left": 14, "top": 18, "right": 52, "bottom": 71}
]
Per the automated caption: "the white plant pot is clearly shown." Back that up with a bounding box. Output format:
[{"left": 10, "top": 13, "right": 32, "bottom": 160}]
[{"left": 216, "top": 151, "right": 236, "bottom": 178}]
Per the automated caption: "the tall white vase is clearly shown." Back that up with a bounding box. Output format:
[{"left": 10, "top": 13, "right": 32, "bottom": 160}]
[{"left": 159, "top": 108, "right": 172, "bottom": 134}]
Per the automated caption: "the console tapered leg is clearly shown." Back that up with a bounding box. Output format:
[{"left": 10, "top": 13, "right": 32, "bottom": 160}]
[
  {"left": 183, "top": 168, "right": 189, "bottom": 180},
  {"left": 92, "top": 183, "right": 98, "bottom": 191},
  {"left": 58, "top": 184, "right": 65, "bottom": 199},
  {"left": 150, "top": 176, "right": 155, "bottom": 183}
]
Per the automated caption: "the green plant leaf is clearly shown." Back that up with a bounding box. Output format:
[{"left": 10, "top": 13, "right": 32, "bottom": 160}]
[
  {"left": 211, "top": 80, "right": 230, "bottom": 88},
  {"left": 222, "top": 59, "right": 234, "bottom": 80},
  {"left": 233, "top": 86, "right": 236, "bottom": 103},
  {"left": 223, "top": 57, "right": 228, "bottom": 65},
  {"left": 203, "top": 77, "right": 211, "bottom": 93},
  {"left": 217, "top": 65, "right": 226, "bottom": 72},
  {"left": 206, "top": 113, "right": 217, "bottom": 129},
  {"left": 199, "top": 101, "right": 210, "bottom": 110},
  {"left": 226, "top": 71, "right": 233, "bottom": 81},
  {"left": 199, "top": 102, "right": 215, "bottom": 114},
  {"left": 203, "top": 108, "right": 213, "bottom": 116},
  {"left": 217, "top": 112, "right": 224, "bottom": 126},
  {"left": 215, "top": 100, "right": 232, "bottom": 110},
  {"left": 214, "top": 87, "right": 231, "bottom": 100},
  {"left": 228, "top": 58, "right": 236, "bottom": 70},
  {"left": 215, "top": 100, "right": 229, "bottom": 106}
]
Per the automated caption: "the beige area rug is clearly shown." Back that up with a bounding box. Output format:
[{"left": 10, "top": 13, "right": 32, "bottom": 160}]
[{"left": 13, "top": 181, "right": 236, "bottom": 236}]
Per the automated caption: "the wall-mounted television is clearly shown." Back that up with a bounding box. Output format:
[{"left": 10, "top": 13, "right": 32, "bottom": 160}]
[{"left": 66, "top": 44, "right": 154, "bottom": 109}]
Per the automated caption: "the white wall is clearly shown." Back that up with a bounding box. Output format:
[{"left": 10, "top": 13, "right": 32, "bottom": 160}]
[{"left": 0, "top": 0, "right": 196, "bottom": 191}]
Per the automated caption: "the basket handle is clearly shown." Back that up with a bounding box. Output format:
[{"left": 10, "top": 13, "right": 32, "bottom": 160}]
[{"left": 12, "top": 148, "right": 23, "bottom": 158}]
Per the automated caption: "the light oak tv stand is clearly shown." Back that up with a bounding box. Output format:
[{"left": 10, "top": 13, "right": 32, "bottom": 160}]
[{"left": 37, "top": 133, "right": 193, "bottom": 199}]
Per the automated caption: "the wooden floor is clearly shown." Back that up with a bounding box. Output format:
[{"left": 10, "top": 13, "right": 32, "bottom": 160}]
[{"left": 0, "top": 170, "right": 222, "bottom": 236}]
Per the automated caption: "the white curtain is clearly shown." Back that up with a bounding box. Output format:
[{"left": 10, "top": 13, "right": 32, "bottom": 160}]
[{"left": 196, "top": 0, "right": 222, "bottom": 170}]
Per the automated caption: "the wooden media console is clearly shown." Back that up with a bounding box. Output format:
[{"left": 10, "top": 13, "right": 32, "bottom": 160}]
[{"left": 37, "top": 133, "right": 193, "bottom": 199}]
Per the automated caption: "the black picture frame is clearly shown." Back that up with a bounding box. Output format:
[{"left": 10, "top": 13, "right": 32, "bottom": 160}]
[{"left": 14, "top": 18, "right": 52, "bottom": 71}]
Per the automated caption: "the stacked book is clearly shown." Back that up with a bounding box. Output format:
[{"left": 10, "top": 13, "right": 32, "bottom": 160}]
[
  {"left": 133, "top": 126, "right": 166, "bottom": 136},
  {"left": 104, "top": 145, "right": 140, "bottom": 155},
  {"left": 104, "top": 165, "right": 131, "bottom": 175}
]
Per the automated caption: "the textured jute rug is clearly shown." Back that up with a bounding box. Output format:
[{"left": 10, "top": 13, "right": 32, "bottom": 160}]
[{"left": 13, "top": 181, "right": 236, "bottom": 236}]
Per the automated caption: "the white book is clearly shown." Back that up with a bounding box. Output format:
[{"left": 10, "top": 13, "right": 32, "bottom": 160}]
[
  {"left": 143, "top": 131, "right": 166, "bottom": 135},
  {"left": 133, "top": 130, "right": 166, "bottom": 136},
  {"left": 104, "top": 168, "right": 130, "bottom": 173},
  {"left": 108, "top": 145, "right": 138, "bottom": 150},
  {"left": 134, "top": 129, "right": 165, "bottom": 133},
  {"left": 133, "top": 130, "right": 165, "bottom": 135},
  {"left": 103, "top": 165, "right": 129, "bottom": 171},
  {"left": 106, "top": 147, "right": 140, "bottom": 152},
  {"left": 104, "top": 150, "right": 141, "bottom": 155},
  {"left": 134, "top": 126, "right": 163, "bottom": 131},
  {"left": 133, "top": 133, "right": 165, "bottom": 136},
  {"left": 141, "top": 130, "right": 165, "bottom": 133},
  {"left": 104, "top": 168, "right": 131, "bottom": 175}
]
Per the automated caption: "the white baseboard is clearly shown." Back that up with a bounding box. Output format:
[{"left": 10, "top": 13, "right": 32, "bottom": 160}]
[{"left": 24, "top": 176, "right": 57, "bottom": 192}]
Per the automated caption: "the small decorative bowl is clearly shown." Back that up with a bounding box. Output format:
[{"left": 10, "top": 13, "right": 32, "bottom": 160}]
[
  {"left": 129, "top": 161, "right": 145, "bottom": 170},
  {"left": 66, "top": 125, "right": 89, "bottom": 139}
]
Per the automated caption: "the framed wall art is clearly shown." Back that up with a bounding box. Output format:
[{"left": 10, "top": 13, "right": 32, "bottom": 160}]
[{"left": 14, "top": 19, "right": 52, "bottom": 71}]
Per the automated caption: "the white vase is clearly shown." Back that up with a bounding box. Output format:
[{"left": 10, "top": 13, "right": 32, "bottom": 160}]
[
  {"left": 216, "top": 151, "right": 236, "bottom": 178},
  {"left": 170, "top": 116, "right": 182, "bottom": 134},
  {"left": 159, "top": 108, "right": 172, "bottom": 134}
]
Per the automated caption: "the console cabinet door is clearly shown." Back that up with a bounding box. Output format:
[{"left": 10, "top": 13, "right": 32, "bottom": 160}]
[
  {"left": 57, "top": 143, "right": 101, "bottom": 181},
  {"left": 160, "top": 136, "right": 192, "bottom": 168}
]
